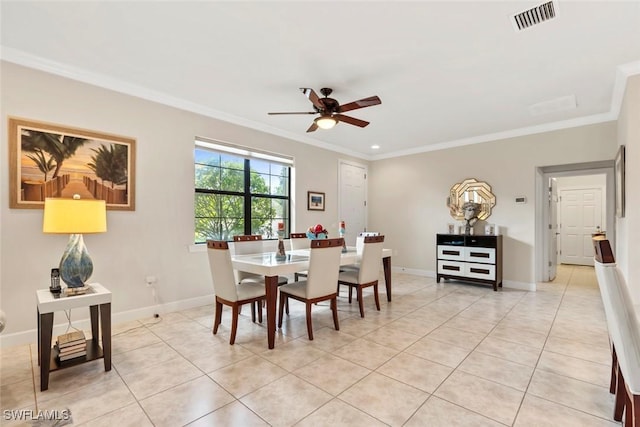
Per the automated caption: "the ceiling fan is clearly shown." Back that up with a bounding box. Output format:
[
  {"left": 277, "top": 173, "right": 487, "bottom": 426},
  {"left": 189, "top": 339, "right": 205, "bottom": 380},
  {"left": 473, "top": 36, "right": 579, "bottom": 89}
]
[{"left": 268, "top": 88, "right": 381, "bottom": 132}]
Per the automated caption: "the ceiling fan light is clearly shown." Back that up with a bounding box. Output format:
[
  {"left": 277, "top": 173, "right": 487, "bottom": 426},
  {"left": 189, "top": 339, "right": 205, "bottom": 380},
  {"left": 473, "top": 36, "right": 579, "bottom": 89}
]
[{"left": 315, "top": 116, "right": 337, "bottom": 130}]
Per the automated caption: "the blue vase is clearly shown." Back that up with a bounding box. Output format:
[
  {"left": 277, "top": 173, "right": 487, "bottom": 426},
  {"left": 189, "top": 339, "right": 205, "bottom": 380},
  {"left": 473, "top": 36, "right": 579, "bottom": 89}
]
[{"left": 59, "top": 234, "right": 93, "bottom": 288}]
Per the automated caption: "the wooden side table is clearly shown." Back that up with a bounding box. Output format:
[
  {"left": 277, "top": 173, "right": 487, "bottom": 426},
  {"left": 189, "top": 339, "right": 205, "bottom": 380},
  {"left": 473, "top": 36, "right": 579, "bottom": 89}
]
[{"left": 36, "top": 283, "right": 112, "bottom": 391}]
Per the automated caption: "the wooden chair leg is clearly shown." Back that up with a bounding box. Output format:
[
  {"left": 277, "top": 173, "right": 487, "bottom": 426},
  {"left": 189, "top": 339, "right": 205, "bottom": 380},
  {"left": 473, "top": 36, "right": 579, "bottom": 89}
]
[
  {"left": 614, "top": 365, "right": 625, "bottom": 421},
  {"left": 625, "top": 391, "right": 632, "bottom": 427},
  {"left": 610, "top": 345, "right": 618, "bottom": 394},
  {"left": 349, "top": 285, "right": 353, "bottom": 303},
  {"left": 305, "top": 302, "right": 314, "bottom": 340},
  {"left": 213, "top": 300, "right": 223, "bottom": 335},
  {"left": 257, "top": 299, "right": 263, "bottom": 323},
  {"left": 278, "top": 294, "right": 286, "bottom": 328},
  {"left": 357, "top": 286, "right": 365, "bottom": 317},
  {"left": 251, "top": 302, "right": 256, "bottom": 322},
  {"left": 230, "top": 304, "right": 239, "bottom": 345},
  {"left": 373, "top": 281, "right": 381, "bottom": 311},
  {"left": 331, "top": 297, "right": 339, "bottom": 331},
  {"left": 630, "top": 392, "right": 639, "bottom": 427}
]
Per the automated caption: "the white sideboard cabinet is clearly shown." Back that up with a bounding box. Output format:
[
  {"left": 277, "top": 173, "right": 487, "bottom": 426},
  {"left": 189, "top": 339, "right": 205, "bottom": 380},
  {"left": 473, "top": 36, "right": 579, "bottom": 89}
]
[{"left": 436, "top": 234, "right": 503, "bottom": 291}]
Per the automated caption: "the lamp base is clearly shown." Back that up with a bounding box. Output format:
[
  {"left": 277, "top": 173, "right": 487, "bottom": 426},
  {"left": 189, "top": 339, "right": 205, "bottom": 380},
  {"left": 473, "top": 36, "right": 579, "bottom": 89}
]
[{"left": 60, "top": 234, "right": 94, "bottom": 288}]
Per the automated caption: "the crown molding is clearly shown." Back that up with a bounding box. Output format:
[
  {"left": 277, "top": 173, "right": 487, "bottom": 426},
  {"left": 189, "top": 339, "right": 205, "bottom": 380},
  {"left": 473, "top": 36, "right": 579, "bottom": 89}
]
[
  {"left": 371, "top": 60, "right": 640, "bottom": 161},
  {"left": 0, "top": 47, "right": 369, "bottom": 161},
  {"left": 2, "top": 47, "right": 637, "bottom": 162},
  {"left": 370, "top": 112, "right": 616, "bottom": 161}
]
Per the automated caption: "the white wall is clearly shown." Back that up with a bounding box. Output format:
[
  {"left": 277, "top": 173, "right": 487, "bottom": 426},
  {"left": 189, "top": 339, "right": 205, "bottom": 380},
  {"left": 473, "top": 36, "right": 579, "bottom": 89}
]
[
  {"left": 616, "top": 74, "right": 640, "bottom": 303},
  {"left": 368, "top": 123, "right": 618, "bottom": 288},
  {"left": 0, "top": 62, "right": 366, "bottom": 342},
  {"left": 1, "top": 59, "right": 634, "bottom": 344}
]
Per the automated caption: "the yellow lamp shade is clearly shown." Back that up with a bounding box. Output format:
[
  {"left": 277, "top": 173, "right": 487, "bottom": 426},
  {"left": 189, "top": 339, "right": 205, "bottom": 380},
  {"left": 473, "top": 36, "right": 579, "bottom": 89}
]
[{"left": 43, "top": 198, "right": 107, "bottom": 234}]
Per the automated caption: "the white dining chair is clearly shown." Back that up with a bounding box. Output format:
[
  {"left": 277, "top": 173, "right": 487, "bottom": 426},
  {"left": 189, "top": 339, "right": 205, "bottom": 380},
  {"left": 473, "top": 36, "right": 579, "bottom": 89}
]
[
  {"left": 233, "top": 235, "right": 288, "bottom": 285},
  {"left": 289, "top": 232, "right": 309, "bottom": 280},
  {"left": 206, "top": 240, "right": 266, "bottom": 345},
  {"left": 277, "top": 238, "right": 343, "bottom": 340},
  {"left": 337, "top": 235, "right": 384, "bottom": 317}
]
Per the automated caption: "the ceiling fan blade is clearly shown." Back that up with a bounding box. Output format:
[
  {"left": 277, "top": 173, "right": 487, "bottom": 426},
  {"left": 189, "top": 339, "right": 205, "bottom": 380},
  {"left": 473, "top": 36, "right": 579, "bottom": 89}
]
[
  {"left": 268, "top": 112, "right": 316, "bottom": 115},
  {"left": 300, "top": 88, "right": 324, "bottom": 110},
  {"left": 335, "top": 114, "right": 369, "bottom": 128},
  {"left": 306, "top": 122, "right": 319, "bottom": 133},
  {"left": 338, "top": 96, "right": 381, "bottom": 113}
]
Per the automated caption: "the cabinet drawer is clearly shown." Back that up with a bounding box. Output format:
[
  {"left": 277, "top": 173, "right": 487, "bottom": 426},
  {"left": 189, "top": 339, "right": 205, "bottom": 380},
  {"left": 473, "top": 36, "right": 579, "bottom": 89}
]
[
  {"left": 465, "top": 247, "right": 495, "bottom": 264},
  {"left": 465, "top": 263, "right": 495, "bottom": 280},
  {"left": 438, "top": 260, "right": 465, "bottom": 275},
  {"left": 437, "top": 245, "right": 465, "bottom": 261}
]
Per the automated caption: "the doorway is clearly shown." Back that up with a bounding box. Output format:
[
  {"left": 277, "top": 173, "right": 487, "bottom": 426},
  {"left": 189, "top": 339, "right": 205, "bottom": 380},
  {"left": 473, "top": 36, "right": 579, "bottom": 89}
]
[
  {"left": 535, "top": 161, "right": 615, "bottom": 282},
  {"left": 338, "top": 160, "right": 368, "bottom": 246},
  {"left": 558, "top": 178, "right": 605, "bottom": 266}
]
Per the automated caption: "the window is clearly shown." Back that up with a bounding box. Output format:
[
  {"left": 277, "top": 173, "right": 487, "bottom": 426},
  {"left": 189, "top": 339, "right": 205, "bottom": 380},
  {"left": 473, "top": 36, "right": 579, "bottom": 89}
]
[{"left": 194, "top": 139, "right": 292, "bottom": 243}]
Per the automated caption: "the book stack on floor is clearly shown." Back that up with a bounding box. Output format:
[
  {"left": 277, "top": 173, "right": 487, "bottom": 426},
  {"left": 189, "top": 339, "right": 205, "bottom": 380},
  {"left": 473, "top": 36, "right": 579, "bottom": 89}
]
[{"left": 56, "top": 331, "right": 87, "bottom": 362}]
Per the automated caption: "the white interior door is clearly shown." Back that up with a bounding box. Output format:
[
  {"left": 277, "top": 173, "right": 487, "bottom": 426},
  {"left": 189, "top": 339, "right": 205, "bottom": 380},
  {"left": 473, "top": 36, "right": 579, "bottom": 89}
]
[
  {"left": 339, "top": 161, "right": 367, "bottom": 246},
  {"left": 559, "top": 188, "right": 603, "bottom": 266},
  {"left": 548, "top": 178, "right": 558, "bottom": 280}
]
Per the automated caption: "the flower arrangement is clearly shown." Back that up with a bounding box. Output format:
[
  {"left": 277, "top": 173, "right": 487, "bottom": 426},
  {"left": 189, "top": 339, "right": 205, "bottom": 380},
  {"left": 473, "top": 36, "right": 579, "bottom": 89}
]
[{"left": 306, "top": 223, "right": 328, "bottom": 239}]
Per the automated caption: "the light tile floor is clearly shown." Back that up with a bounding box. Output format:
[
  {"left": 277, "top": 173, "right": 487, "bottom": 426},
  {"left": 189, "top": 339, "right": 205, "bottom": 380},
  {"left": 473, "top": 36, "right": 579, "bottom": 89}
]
[{"left": 0, "top": 265, "right": 620, "bottom": 426}]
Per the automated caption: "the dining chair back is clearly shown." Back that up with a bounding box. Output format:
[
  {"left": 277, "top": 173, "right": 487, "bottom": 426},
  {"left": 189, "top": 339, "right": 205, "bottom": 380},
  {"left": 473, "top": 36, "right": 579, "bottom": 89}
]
[
  {"left": 206, "top": 240, "right": 266, "bottom": 344},
  {"left": 306, "top": 239, "right": 344, "bottom": 299},
  {"left": 232, "top": 235, "right": 265, "bottom": 283},
  {"left": 358, "top": 235, "right": 385, "bottom": 283},
  {"left": 338, "top": 235, "right": 385, "bottom": 317},
  {"left": 355, "top": 232, "right": 379, "bottom": 255},
  {"left": 232, "top": 234, "right": 288, "bottom": 301},
  {"left": 289, "top": 232, "right": 309, "bottom": 250},
  {"left": 278, "top": 238, "right": 343, "bottom": 340},
  {"left": 289, "top": 232, "right": 310, "bottom": 280}
]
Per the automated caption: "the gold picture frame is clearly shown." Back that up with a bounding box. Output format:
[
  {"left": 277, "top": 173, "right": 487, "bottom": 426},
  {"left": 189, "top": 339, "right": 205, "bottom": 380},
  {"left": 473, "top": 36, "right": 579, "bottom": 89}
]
[{"left": 9, "top": 117, "right": 136, "bottom": 210}]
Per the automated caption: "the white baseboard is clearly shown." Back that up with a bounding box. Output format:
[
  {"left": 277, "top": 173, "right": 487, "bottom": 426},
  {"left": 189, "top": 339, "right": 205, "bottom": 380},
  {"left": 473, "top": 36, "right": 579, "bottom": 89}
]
[
  {"left": 390, "top": 266, "right": 536, "bottom": 291},
  {"left": 502, "top": 280, "right": 537, "bottom": 291},
  {"left": 391, "top": 266, "right": 435, "bottom": 277},
  {"left": 0, "top": 293, "right": 216, "bottom": 349}
]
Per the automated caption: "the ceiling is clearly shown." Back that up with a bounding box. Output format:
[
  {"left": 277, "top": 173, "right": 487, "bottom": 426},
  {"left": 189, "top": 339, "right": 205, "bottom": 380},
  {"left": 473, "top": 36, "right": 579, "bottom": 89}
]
[{"left": 1, "top": 1, "right": 639, "bottom": 160}]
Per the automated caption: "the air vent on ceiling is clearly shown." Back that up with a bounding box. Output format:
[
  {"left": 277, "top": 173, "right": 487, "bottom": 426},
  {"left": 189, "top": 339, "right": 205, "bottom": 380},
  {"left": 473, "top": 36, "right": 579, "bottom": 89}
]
[{"left": 512, "top": 1, "right": 557, "bottom": 31}]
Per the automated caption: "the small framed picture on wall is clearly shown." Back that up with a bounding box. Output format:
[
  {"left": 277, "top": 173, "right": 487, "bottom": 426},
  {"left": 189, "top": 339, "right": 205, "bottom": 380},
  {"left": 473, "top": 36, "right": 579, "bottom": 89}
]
[{"left": 307, "top": 191, "right": 325, "bottom": 211}]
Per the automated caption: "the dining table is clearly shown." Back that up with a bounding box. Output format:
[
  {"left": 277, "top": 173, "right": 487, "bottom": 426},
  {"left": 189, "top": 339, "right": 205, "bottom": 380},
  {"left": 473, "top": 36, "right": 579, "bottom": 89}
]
[{"left": 231, "top": 246, "right": 393, "bottom": 349}]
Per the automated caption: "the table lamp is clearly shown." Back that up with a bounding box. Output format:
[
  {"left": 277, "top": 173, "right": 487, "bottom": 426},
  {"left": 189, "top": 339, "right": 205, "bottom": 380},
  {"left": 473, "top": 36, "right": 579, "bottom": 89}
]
[{"left": 43, "top": 195, "right": 107, "bottom": 290}]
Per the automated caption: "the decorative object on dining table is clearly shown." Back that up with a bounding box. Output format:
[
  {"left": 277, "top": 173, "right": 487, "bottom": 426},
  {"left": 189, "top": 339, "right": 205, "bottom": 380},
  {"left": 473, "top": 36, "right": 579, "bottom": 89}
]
[
  {"left": 306, "top": 223, "right": 328, "bottom": 239},
  {"left": 276, "top": 222, "right": 287, "bottom": 260},
  {"left": 42, "top": 194, "right": 107, "bottom": 293},
  {"left": 339, "top": 220, "right": 347, "bottom": 252}
]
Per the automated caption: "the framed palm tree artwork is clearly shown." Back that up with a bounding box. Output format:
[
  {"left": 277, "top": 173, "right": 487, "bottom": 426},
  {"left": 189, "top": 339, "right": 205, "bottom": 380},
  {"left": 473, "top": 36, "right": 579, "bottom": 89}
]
[{"left": 9, "top": 117, "right": 136, "bottom": 210}]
